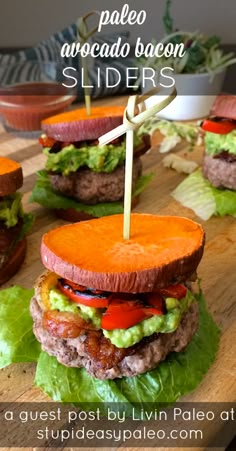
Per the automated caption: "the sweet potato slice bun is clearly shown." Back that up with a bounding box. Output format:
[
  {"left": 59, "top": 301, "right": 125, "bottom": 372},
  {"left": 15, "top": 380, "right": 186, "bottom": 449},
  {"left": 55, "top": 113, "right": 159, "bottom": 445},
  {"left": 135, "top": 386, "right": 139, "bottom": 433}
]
[
  {"left": 0, "top": 157, "right": 23, "bottom": 196},
  {"left": 211, "top": 95, "right": 236, "bottom": 120},
  {"left": 41, "top": 213, "right": 205, "bottom": 293},
  {"left": 41, "top": 106, "right": 125, "bottom": 142}
]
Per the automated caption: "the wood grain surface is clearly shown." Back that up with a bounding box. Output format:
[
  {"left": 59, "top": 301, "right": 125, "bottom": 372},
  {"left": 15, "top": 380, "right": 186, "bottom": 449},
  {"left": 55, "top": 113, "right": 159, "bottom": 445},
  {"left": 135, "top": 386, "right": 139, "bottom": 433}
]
[{"left": 0, "top": 96, "right": 235, "bottom": 451}]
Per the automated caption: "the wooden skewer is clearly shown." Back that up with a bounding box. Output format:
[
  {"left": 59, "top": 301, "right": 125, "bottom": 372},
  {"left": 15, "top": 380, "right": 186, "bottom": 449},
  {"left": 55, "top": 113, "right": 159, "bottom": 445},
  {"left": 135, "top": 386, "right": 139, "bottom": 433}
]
[
  {"left": 123, "top": 96, "right": 136, "bottom": 240},
  {"left": 98, "top": 87, "right": 177, "bottom": 240},
  {"left": 99, "top": 87, "right": 177, "bottom": 145},
  {"left": 77, "top": 11, "right": 100, "bottom": 116}
]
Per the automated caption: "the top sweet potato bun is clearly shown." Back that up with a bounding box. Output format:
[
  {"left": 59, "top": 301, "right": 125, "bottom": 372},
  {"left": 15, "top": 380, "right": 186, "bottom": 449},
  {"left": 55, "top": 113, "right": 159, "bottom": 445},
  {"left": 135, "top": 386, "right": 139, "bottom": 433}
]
[
  {"left": 41, "top": 213, "right": 205, "bottom": 293},
  {"left": 0, "top": 157, "right": 23, "bottom": 196},
  {"left": 211, "top": 95, "right": 236, "bottom": 120},
  {"left": 41, "top": 106, "right": 125, "bottom": 142}
]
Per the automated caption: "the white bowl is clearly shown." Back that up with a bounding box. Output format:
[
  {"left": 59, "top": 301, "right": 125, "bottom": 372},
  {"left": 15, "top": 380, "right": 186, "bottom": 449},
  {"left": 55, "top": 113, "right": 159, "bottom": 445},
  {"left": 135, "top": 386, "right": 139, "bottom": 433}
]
[{"left": 144, "top": 70, "right": 226, "bottom": 120}]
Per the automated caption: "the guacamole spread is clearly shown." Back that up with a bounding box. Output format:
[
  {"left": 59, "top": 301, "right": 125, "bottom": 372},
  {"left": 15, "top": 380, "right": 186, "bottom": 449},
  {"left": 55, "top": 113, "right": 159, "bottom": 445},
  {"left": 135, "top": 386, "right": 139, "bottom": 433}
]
[
  {"left": 0, "top": 192, "right": 24, "bottom": 228},
  {"left": 205, "top": 130, "right": 236, "bottom": 156},
  {"left": 44, "top": 135, "right": 143, "bottom": 176},
  {"left": 49, "top": 288, "right": 195, "bottom": 348}
]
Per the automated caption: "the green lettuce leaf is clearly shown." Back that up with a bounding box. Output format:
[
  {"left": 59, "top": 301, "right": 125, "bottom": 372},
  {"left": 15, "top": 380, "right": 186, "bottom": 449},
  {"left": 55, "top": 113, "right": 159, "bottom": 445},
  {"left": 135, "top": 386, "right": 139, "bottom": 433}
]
[
  {"left": 35, "top": 292, "right": 220, "bottom": 410},
  {"left": 30, "top": 170, "right": 153, "bottom": 218},
  {"left": 172, "top": 169, "right": 236, "bottom": 220},
  {"left": 138, "top": 118, "right": 201, "bottom": 152},
  {"left": 18, "top": 212, "right": 35, "bottom": 242},
  {"left": 132, "top": 172, "right": 154, "bottom": 198},
  {"left": 0, "top": 286, "right": 40, "bottom": 368},
  {"left": 212, "top": 185, "right": 236, "bottom": 216}
]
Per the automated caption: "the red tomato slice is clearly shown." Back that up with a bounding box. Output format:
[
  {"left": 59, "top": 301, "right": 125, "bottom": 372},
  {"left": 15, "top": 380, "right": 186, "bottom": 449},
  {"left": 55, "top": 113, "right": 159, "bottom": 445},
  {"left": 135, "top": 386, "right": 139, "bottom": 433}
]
[
  {"left": 201, "top": 119, "right": 236, "bottom": 135},
  {"left": 62, "top": 280, "right": 87, "bottom": 292},
  {"left": 143, "top": 307, "right": 164, "bottom": 316},
  {"left": 101, "top": 296, "right": 165, "bottom": 330},
  {"left": 39, "top": 136, "right": 56, "bottom": 147},
  {"left": 101, "top": 302, "right": 149, "bottom": 330},
  {"left": 57, "top": 280, "right": 167, "bottom": 330},
  {"left": 57, "top": 280, "right": 110, "bottom": 308},
  {"left": 159, "top": 284, "right": 187, "bottom": 300},
  {"left": 146, "top": 293, "right": 165, "bottom": 312}
]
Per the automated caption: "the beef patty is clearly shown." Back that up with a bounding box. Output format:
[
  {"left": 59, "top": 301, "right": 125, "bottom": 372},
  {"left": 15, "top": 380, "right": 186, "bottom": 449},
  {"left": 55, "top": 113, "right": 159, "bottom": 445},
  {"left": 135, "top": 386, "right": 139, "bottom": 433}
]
[
  {"left": 30, "top": 295, "right": 199, "bottom": 380},
  {"left": 49, "top": 157, "right": 142, "bottom": 204},
  {"left": 203, "top": 152, "right": 236, "bottom": 190}
]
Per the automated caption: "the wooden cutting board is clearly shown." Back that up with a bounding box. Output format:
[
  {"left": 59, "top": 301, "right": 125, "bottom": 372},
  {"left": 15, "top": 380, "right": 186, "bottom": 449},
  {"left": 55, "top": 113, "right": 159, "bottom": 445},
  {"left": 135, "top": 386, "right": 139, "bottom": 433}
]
[{"left": 0, "top": 96, "right": 235, "bottom": 451}]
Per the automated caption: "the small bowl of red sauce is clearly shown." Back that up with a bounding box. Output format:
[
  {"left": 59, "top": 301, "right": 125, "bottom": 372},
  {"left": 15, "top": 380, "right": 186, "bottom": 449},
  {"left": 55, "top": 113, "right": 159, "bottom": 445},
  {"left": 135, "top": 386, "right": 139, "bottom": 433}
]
[{"left": 0, "top": 62, "right": 77, "bottom": 132}]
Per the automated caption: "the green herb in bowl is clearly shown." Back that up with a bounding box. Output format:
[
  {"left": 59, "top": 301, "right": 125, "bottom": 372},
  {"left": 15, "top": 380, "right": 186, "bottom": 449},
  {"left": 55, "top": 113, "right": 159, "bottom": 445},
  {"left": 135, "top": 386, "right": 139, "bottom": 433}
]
[{"left": 144, "top": 0, "right": 236, "bottom": 76}]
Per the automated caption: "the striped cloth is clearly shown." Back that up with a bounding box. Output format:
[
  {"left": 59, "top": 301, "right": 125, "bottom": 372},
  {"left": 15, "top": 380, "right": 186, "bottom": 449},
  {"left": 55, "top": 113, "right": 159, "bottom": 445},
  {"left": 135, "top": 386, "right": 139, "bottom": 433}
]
[{"left": 0, "top": 24, "right": 135, "bottom": 99}]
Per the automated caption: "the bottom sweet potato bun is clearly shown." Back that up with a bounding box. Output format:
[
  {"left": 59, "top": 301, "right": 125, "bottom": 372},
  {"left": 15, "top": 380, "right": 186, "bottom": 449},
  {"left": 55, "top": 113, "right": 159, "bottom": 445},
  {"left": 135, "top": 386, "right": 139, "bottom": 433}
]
[
  {"left": 0, "top": 238, "right": 26, "bottom": 286},
  {"left": 30, "top": 213, "right": 205, "bottom": 379}
]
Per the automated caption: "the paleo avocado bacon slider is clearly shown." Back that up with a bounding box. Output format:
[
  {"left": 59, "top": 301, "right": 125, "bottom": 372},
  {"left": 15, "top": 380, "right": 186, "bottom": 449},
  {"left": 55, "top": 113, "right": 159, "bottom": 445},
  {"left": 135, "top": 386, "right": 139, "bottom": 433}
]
[
  {"left": 0, "top": 157, "right": 33, "bottom": 285},
  {"left": 31, "top": 106, "right": 151, "bottom": 222},
  {"left": 201, "top": 95, "right": 236, "bottom": 190},
  {"left": 172, "top": 96, "right": 236, "bottom": 219},
  {"left": 30, "top": 213, "right": 205, "bottom": 380}
]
